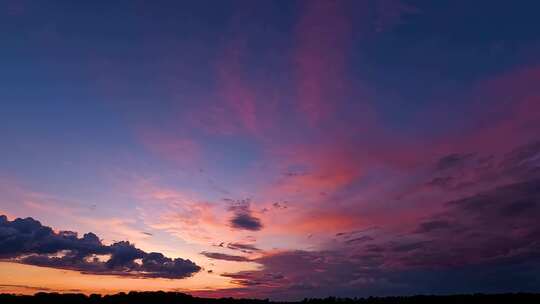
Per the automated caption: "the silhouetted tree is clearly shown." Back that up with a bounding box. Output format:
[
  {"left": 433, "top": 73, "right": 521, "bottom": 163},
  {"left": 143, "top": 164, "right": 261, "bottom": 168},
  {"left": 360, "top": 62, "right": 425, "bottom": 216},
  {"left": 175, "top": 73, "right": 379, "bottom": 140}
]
[{"left": 1, "top": 292, "right": 539, "bottom": 304}]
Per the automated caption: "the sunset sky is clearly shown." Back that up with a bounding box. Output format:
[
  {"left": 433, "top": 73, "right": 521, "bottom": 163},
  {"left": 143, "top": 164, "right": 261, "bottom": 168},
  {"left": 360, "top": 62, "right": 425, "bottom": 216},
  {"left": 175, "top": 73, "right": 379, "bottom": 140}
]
[{"left": 1, "top": 0, "right": 540, "bottom": 300}]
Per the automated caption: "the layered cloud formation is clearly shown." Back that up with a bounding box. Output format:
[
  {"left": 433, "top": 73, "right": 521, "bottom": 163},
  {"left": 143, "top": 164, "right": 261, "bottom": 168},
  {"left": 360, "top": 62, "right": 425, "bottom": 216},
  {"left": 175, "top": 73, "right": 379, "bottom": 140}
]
[
  {"left": 0, "top": 216, "right": 200, "bottom": 279},
  {"left": 194, "top": 139, "right": 540, "bottom": 299}
]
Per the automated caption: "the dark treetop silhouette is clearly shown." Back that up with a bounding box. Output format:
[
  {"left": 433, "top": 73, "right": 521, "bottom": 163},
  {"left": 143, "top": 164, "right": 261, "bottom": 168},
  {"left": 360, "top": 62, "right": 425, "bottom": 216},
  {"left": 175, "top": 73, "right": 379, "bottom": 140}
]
[{"left": 1, "top": 292, "right": 540, "bottom": 304}]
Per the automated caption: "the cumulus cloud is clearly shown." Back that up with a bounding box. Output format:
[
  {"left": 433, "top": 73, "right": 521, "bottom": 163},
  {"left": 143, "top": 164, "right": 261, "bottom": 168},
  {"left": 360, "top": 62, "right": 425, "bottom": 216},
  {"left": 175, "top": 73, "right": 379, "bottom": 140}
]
[{"left": 0, "top": 215, "right": 201, "bottom": 279}]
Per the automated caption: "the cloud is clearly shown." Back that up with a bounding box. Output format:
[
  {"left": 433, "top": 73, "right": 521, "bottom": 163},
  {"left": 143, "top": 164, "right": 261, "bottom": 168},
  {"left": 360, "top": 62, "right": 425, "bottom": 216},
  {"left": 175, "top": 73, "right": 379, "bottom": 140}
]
[
  {"left": 200, "top": 252, "right": 251, "bottom": 262},
  {"left": 227, "top": 242, "right": 261, "bottom": 253},
  {"left": 344, "top": 236, "right": 374, "bottom": 245},
  {"left": 500, "top": 140, "right": 540, "bottom": 180},
  {"left": 435, "top": 153, "right": 475, "bottom": 171},
  {"left": 0, "top": 216, "right": 106, "bottom": 258},
  {"left": 230, "top": 214, "right": 263, "bottom": 231},
  {"left": 0, "top": 215, "right": 201, "bottom": 279},
  {"left": 206, "top": 156, "right": 540, "bottom": 299},
  {"left": 134, "top": 183, "right": 229, "bottom": 245},
  {"left": 228, "top": 200, "right": 263, "bottom": 231},
  {"left": 423, "top": 140, "right": 540, "bottom": 193},
  {"left": 214, "top": 250, "right": 387, "bottom": 299},
  {"left": 394, "top": 178, "right": 540, "bottom": 269},
  {"left": 212, "top": 228, "right": 540, "bottom": 300},
  {"left": 272, "top": 202, "right": 288, "bottom": 209},
  {"left": 0, "top": 284, "right": 52, "bottom": 292},
  {"left": 415, "top": 220, "right": 451, "bottom": 233},
  {"left": 293, "top": 0, "right": 351, "bottom": 124}
]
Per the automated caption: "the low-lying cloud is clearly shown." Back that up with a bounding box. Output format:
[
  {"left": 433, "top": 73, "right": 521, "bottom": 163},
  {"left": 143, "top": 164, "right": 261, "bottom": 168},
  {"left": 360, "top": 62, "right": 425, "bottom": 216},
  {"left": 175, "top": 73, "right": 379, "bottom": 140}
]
[
  {"left": 0, "top": 215, "right": 201, "bottom": 279},
  {"left": 206, "top": 140, "right": 540, "bottom": 299}
]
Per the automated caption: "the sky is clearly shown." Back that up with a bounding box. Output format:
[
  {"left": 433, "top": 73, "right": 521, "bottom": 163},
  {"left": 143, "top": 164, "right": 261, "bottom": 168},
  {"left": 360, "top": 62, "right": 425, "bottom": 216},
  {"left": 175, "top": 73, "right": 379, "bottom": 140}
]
[{"left": 1, "top": 0, "right": 540, "bottom": 300}]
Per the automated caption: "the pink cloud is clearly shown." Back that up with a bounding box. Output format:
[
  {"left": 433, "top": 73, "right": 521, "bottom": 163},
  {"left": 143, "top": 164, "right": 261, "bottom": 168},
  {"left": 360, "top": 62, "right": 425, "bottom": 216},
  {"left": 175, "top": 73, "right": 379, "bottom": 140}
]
[
  {"left": 216, "top": 39, "right": 259, "bottom": 135},
  {"left": 131, "top": 181, "right": 262, "bottom": 246},
  {"left": 293, "top": 0, "right": 352, "bottom": 124}
]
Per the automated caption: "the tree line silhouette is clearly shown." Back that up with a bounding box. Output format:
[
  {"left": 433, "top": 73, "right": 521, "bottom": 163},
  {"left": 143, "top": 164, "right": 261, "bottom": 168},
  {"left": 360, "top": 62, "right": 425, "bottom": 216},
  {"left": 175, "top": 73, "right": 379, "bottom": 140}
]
[{"left": 0, "top": 292, "right": 539, "bottom": 304}]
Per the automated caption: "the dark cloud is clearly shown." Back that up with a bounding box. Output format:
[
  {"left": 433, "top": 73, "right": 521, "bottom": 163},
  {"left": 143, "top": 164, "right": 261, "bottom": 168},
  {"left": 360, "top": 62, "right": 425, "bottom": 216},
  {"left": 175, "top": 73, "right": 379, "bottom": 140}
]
[
  {"left": 228, "top": 200, "right": 263, "bottom": 231},
  {"left": 207, "top": 157, "right": 540, "bottom": 299},
  {"left": 215, "top": 250, "right": 395, "bottom": 299},
  {"left": 200, "top": 251, "right": 251, "bottom": 262},
  {"left": 227, "top": 242, "right": 261, "bottom": 253},
  {"left": 0, "top": 215, "right": 200, "bottom": 279},
  {"left": 0, "top": 216, "right": 107, "bottom": 258},
  {"left": 425, "top": 176, "right": 453, "bottom": 188},
  {"left": 283, "top": 171, "right": 309, "bottom": 177},
  {"left": 426, "top": 140, "right": 540, "bottom": 192},
  {"left": 272, "top": 202, "right": 288, "bottom": 209},
  {"left": 222, "top": 271, "right": 285, "bottom": 287},
  {"left": 499, "top": 199, "right": 536, "bottom": 217},
  {"left": 335, "top": 227, "right": 379, "bottom": 242},
  {"left": 344, "top": 236, "right": 374, "bottom": 245},
  {"left": 139, "top": 252, "right": 201, "bottom": 279},
  {"left": 500, "top": 140, "right": 540, "bottom": 179},
  {"left": 415, "top": 220, "right": 451, "bottom": 233},
  {"left": 427, "top": 153, "right": 489, "bottom": 191},
  {"left": 212, "top": 174, "right": 540, "bottom": 299},
  {"left": 403, "top": 178, "right": 540, "bottom": 268},
  {"left": 231, "top": 214, "right": 263, "bottom": 231},
  {"left": 504, "top": 140, "right": 540, "bottom": 162},
  {"left": 213, "top": 240, "right": 540, "bottom": 300},
  {"left": 447, "top": 178, "right": 540, "bottom": 215},
  {"left": 435, "top": 153, "right": 475, "bottom": 171},
  {"left": 106, "top": 241, "right": 145, "bottom": 269},
  {"left": 391, "top": 241, "right": 430, "bottom": 253}
]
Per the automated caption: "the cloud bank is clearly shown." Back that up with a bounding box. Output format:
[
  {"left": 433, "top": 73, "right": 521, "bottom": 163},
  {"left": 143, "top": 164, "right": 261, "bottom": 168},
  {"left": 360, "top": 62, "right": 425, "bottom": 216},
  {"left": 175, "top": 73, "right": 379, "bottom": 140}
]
[
  {"left": 199, "top": 139, "right": 540, "bottom": 299},
  {"left": 0, "top": 215, "right": 201, "bottom": 279}
]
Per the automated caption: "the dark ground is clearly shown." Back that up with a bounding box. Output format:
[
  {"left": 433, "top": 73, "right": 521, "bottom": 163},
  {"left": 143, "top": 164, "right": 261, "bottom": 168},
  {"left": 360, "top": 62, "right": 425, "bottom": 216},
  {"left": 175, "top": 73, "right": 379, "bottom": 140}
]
[{"left": 1, "top": 292, "right": 539, "bottom": 304}]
